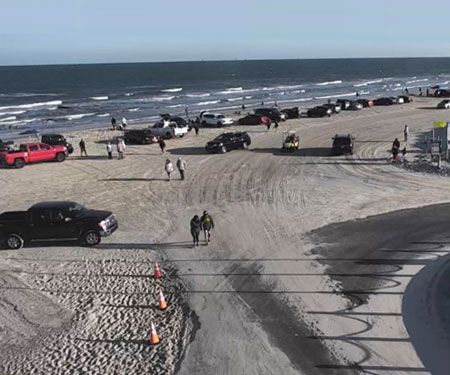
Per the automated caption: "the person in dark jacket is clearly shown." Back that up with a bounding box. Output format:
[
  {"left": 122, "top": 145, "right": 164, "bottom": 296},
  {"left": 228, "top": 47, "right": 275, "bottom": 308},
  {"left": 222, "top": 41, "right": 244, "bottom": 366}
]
[
  {"left": 200, "top": 210, "right": 215, "bottom": 245},
  {"left": 159, "top": 138, "right": 166, "bottom": 153},
  {"left": 190, "top": 215, "right": 201, "bottom": 247},
  {"left": 79, "top": 139, "right": 87, "bottom": 156}
]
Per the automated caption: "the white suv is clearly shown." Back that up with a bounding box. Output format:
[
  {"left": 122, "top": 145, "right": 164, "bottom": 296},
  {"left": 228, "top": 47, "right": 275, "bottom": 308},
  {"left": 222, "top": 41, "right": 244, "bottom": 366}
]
[
  {"left": 150, "top": 116, "right": 189, "bottom": 138},
  {"left": 199, "top": 112, "right": 234, "bottom": 127}
]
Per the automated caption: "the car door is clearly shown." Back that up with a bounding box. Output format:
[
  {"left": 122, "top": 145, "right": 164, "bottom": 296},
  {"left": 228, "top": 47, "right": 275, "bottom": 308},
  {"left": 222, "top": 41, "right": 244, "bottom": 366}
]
[
  {"left": 27, "top": 144, "right": 42, "bottom": 162},
  {"left": 28, "top": 208, "right": 54, "bottom": 239},
  {"left": 231, "top": 133, "right": 241, "bottom": 150},
  {"left": 39, "top": 144, "right": 54, "bottom": 160},
  {"left": 51, "top": 208, "right": 80, "bottom": 239}
]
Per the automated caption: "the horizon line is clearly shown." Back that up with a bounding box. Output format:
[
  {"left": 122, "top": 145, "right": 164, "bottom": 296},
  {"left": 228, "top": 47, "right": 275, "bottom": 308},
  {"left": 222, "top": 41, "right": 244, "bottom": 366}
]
[{"left": 1, "top": 55, "right": 450, "bottom": 68}]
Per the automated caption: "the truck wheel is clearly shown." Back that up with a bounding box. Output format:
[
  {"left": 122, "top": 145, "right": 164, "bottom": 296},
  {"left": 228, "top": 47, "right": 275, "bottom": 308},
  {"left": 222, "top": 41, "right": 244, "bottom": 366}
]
[
  {"left": 242, "top": 142, "right": 249, "bottom": 150},
  {"left": 82, "top": 230, "right": 101, "bottom": 247},
  {"left": 56, "top": 152, "right": 66, "bottom": 162},
  {"left": 221, "top": 146, "right": 227, "bottom": 154},
  {"left": 217, "top": 122, "right": 222, "bottom": 127},
  {"left": 6, "top": 234, "right": 24, "bottom": 250},
  {"left": 14, "top": 158, "right": 25, "bottom": 168}
]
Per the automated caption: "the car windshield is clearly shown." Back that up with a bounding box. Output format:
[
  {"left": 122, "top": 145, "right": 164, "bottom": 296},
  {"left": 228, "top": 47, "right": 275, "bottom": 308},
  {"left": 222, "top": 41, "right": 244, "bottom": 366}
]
[
  {"left": 214, "top": 134, "right": 232, "bottom": 141},
  {"left": 334, "top": 137, "right": 351, "bottom": 146},
  {"left": 67, "top": 204, "right": 88, "bottom": 218}
]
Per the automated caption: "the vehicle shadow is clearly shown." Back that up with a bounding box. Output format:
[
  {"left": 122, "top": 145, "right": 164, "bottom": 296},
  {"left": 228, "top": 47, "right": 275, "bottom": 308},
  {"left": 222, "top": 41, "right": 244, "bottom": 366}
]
[
  {"left": 70, "top": 155, "right": 109, "bottom": 160},
  {"left": 251, "top": 147, "right": 332, "bottom": 157},
  {"left": 168, "top": 147, "right": 207, "bottom": 155},
  {"left": 417, "top": 106, "right": 439, "bottom": 110},
  {"left": 99, "top": 178, "right": 167, "bottom": 182}
]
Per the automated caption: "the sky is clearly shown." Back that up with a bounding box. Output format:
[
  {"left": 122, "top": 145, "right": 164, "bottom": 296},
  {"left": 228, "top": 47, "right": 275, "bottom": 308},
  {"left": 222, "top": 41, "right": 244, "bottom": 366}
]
[{"left": 1, "top": 0, "right": 450, "bottom": 66}]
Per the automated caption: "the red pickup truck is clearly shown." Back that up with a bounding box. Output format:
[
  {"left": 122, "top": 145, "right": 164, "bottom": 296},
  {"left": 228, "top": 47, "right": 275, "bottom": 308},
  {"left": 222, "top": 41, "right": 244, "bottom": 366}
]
[{"left": 0, "top": 143, "right": 68, "bottom": 168}]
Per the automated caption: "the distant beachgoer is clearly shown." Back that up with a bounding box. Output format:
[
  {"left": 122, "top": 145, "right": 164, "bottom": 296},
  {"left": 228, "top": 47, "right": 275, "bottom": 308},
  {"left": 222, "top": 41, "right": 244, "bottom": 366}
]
[
  {"left": 261, "top": 101, "right": 264, "bottom": 106},
  {"left": 79, "top": 139, "right": 87, "bottom": 156},
  {"left": 176, "top": 157, "right": 187, "bottom": 180},
  {"left": 405, "top": 88, "right": 409, "bottom": 95},
  {"left": 121, "top": 117, "right": 127, "bottom": 130},
  {"left": 194, "top": 123, "right": 199, "bottom": 136},
  {"left": 266, "top": 119, "right": 271, "bottom": 131},
  {"left": 393, "top": 138, "right": 400, "bottom": 150},
  {"left": 274, "top": 101, "right": 278, "bottom": 107},
  {"left": 426, "top": 88, "right": 430, "bottom": 97},
  {"left": 274, "top": 120, "right": 279, "bottom": 131},
  {"left": 165, "top": 159, "right": 174, "bottom": 181},
  {"left": 356, "top": 91, "right": 360, "bottom": 97},
  {"left": 190, "top": 215, "right": 201, "bottom": 247},
  {"left": 242, "top": 104, "right": 246, "bottom": 110},
  {"left": 106, "top": 142, "right": 113, "bottom": 159},
  {"left": 159, "top": 138, "right": 166, "bottom": 153},
  {"left": 404, "top": 125, "right": 409, "bottom": 142},
  {"left": 419, "top": 87, "right": 423, "bottom": 96},
  {"left": 111, "top": 117, "right": 117, "bottom": 130}
]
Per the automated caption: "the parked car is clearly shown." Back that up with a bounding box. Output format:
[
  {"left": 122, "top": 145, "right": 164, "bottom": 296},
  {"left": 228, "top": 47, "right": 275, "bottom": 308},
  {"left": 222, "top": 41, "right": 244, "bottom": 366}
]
[
  {"left": 151, "top": 115, "right": 189, "bottom": 138},
  {"left": 437, "top": 100, "right": 450, "bottom": 109},
  {"left": 332, "top": 134, "right": 355, "bottom": 156},
  {"left": 255, "top": 108, "right": 286, "bottom": 122},
  {"left": 322, "top": 103, "right": 341, "bottom": 113},
  {"left": 41, "top": 134, "right": 74, "bottom": 154},
  {"left": 398, "top": 95, "right": 413, "bottom": 103},
  {"left": 0, "top": 139, "right": 13, "bottom": 152},
  {"left": 356, "top": 99, "right": 374, "bottom": 107},
  {"left": 199, "top": 112, "right": 234, "bottom": 127},
  {"left": 307, "top": 106, "right": 332, "bottom": 118},
  {"left": 373, "top": 97, "right": 396, "bottom": 106},
  {"left": 281, "top": 107, "right": 300, "bottom": 119},
  {"left": 348, "top": 101, "right": 363, "bottom": 110},
  {"left": 124, "top": 129, "right": 158, "bottom": 144},
  {"left": 205, "top": 132, "right": 251, "bottom": 153},
  {"left": 435, "top": 89, "right": 450, "bottom": 98},
  {"left": 237, "top": 114, "right": 269, "bottom": 125},
  {"left": 0, "top": 201, "right": 118, "bottom": 249},
  {"left": 336, "top": 99, "right": 352, "bottom": 110},
  {"left": 0, "top": 143, "right": 67, "bottom": 168}
]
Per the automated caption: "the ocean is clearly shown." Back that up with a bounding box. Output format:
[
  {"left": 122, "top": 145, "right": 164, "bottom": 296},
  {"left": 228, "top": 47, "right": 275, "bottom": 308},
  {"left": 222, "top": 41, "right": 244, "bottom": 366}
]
[{"left": 1, "top": 58, "right": 450, "bottom": 138}]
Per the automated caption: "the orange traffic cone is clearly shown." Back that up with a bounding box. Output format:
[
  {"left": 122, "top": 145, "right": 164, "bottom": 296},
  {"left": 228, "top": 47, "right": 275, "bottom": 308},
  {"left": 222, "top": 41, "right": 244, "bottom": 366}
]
[
  {"left": 150, "top": 321, "right": 160, "bottom": 345},
  {"left": 154, "top": 261, "right": 162, "bottom": 279},
  {"left": 158, "top": 289, "right": 168, "bottom": 310}
]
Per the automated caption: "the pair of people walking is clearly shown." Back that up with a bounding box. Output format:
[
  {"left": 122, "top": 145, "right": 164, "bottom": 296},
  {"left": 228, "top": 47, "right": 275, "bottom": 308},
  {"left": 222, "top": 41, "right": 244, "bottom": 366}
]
[
  {"left": 190, "top": 211, "right": 215, "bottom": 247},
  {"left": 164, "top": 157, "right": 187, "bottom": 180}
]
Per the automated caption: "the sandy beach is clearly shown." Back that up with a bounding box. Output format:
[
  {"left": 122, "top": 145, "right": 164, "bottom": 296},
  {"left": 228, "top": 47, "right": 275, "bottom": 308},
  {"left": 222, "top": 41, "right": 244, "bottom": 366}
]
[{"left": 1, "top": 95, "right": 450, "bottom": 374}]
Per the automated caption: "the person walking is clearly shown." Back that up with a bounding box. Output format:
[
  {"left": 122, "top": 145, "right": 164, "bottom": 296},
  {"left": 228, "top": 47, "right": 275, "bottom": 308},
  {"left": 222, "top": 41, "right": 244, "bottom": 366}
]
[
  {"left": 117, "top": 139, "right": 125, "bottom": 160},
  {"left": 274, "top": 120, "right": 279, "bottom": 132},
  {"left": 165, "top": 159, "right": 174, "bottom": 181},
  {"left": 190, "top": 215, "right": 201, "bottom": 247},
  {"left": 392, "top": 138, "right": 400, "bottom": 161},
  {"left": 200, "top": 210, "right": 214, "bottom": 245},
  {"left": 121, "top": 117, "right": 128, "bottom": 130},
  {"left": 158, "top": 138, "right": 166, "bottom": 153},
  {"left": 106, "top": 142, "right": 113, "bottom": 159},
  {"left": 404, "top": 125, "right": 409, "bottom": 142},
  {"left": 266, "top": 118, "right": 271, "bottom": 131},
  {"left": 111, "top": 117, "right": 117, "bottom": 130},
  {"left": 79, "top": 139, "right": 87, "bottom": 156},
  {"left": 194, "top": 123, "right": 199, "bottom": 136},
  {"left": 176, "top": 157, "right": 187, "bottom": 180}
]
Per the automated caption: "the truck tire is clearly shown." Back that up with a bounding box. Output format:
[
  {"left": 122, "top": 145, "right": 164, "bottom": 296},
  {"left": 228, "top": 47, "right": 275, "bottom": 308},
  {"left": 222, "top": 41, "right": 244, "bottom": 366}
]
[
  {"left": 242, "top": 142, "right": 249, "bottom": 150},
  {"left": 221, "top": 146, "right": 227, "bottom": 153},
  {"left": 82, "top": 230, "right": 101, "bottom": 247},
  {"left": 14, "top": 158, "right": 25, "bottom": 168},
  {"left": 6, "top": 234, "right": 24, "bottom": 249},
  {"left": 217, "top": 122, "right": 222, "bottom": 127},
  {"left": 56, "top": 152, "right": 66, "bottom": 162}
]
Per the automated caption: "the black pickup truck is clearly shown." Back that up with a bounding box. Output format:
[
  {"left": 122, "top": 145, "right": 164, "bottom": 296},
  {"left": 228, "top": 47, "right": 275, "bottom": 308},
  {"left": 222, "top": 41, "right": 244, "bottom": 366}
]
[{"left": 0, "top": 201, "right": 118, "bottom": 249}]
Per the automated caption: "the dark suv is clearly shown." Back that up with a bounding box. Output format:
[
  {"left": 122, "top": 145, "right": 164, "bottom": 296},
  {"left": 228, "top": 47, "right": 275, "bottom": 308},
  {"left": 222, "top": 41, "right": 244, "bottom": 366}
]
[
  {"left": 332, "top": 134, "right": 355, "bottom": 155},
  {"left": 255, "top": 108, "right": 285, "bottom": 122},
  {"left": 41, "top": 134, "right": 74, "bottom": 154},
  {"left": 124, "top": 129, "right": 158, "bottom": 144},
  {"left": 0, "top": 201, "right": 118, "bottom": 249},
  {"left": 205, "top": 132, "right": 251, "bottom": 153}
]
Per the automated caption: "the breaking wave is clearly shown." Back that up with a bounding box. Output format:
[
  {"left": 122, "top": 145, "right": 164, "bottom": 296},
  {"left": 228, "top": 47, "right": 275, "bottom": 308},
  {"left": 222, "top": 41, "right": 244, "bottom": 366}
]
[
  {"left": 91, "top": 96, "right": 109, "bottom": 100},
  {"left": 161, "top": 88, "right": 183, "bottom": 93},
  {"left": 195, "top": 100, "right": 220, "bottom": 106},
  {"left": 354, "top": 79, "right": 383, "bottom": 87},
  {"left": 316, "top": 80, "right": 343, "bottom": 86},
  {"left": 186, "top": 93, "right": 210, "bottom": 98},
  {"left": 66, "top": 113, "right": 96, "bottom": 120},
  {"left": 0, "top": 100, "right": 63, "bottom": 111}
]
